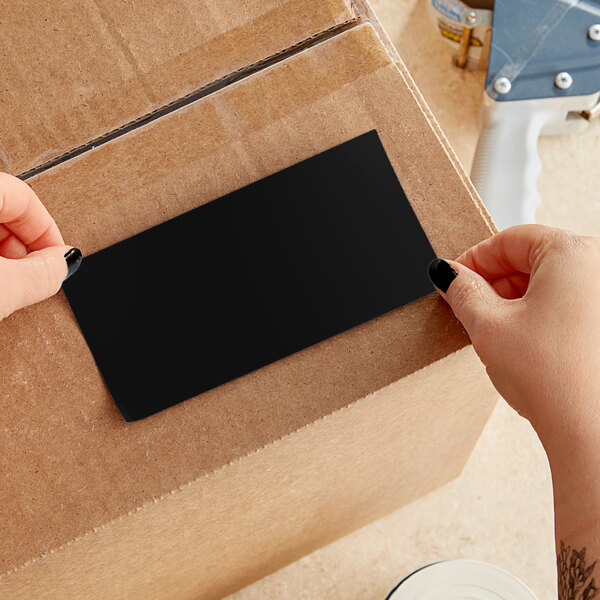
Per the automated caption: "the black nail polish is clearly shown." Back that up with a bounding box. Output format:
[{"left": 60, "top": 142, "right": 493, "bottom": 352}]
[
  {"left": 64, "top": 248, "right": 83, "bottom": 281},
  {"left": 428, "top": 258, "right": 457, "bottom": 293}
]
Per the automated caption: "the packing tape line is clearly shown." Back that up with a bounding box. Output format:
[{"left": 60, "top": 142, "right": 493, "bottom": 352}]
[
  {"left": 0, "top": 343, "right": 473, "bottom": 581},
  {"left": 486, "top": 0, "right": 578, "bottom": 99},
  {"left": 19, "top": 17, "right": 361, "bottom": 182}
]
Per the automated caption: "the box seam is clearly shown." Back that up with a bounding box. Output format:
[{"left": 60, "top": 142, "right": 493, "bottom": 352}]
[
  {"left": 0, "top": 344, "right": 472, "bottom": 580},
  {"left": 20, "top": 16, "right": 362, "bottom": 182}
]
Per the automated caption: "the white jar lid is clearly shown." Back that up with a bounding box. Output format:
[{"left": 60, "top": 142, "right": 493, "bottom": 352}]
[{"left": 387, "top": 560, "right": 539, "bottom": 600}]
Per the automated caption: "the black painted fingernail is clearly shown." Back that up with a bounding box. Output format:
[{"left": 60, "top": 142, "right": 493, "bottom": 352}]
[
  {"left": 428, "top": 258, "right": 457, "bottom": 293},
  {"left": 64, "top": 248, "right": 83, "bottom": 281}
]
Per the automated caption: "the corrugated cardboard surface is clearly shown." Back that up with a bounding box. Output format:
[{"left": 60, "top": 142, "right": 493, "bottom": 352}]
[
  {"left": 1, "top": 3, "right": 501, "bottom": 594},
  {"left": 0, "top": 23, "right": 494, "bottom": 576},
  {"left": 0, "top": 0, "right": 356, "bottom": 176},
  {"left": 0, "top": 346, "right": 496, "bottom": 600}
]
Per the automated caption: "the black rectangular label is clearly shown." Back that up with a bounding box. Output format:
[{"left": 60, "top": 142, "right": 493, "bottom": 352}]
[{"left": 63, "top": 130, "right": 437, "bottom": 421}]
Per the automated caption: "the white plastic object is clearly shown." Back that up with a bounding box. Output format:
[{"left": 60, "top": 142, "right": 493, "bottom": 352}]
[
  {"left": 387, "top": 559, "right": 539, "bottom": 599},
  {"left": 470, "top": 92, "right": 599, "bottom": 230}
]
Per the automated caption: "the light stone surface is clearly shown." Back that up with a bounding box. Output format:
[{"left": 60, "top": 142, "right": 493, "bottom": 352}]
[{"left": 228, "top": 1, "right": 600, "bottom": 598}]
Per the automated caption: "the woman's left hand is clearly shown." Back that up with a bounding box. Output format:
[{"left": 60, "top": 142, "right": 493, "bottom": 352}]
[{"left": 0, "top": 173, "right": 81, "bottom": 322}]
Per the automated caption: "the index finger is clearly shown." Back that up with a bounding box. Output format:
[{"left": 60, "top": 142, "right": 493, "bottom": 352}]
[
  {"left": 456, "top": 224, "right": 562, "bottom": 280},
  {"left": 0, "top": 173, "right": 64, "bottom": 250}
]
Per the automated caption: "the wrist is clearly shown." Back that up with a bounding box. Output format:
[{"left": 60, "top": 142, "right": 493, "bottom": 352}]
[
  {"left": 536, "top": 429, "right": 600, "bottom": 479},
  {"left": 525, "top": 391, "right": 600, "bottom": 458},
  {"left": 537, "top": 419, "right": 600, "bottom": 521}
]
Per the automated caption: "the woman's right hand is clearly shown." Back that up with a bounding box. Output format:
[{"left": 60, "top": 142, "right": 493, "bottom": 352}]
[
  {"left": 428, "top": 224, "right": 600, "bottom": 593},
  {"left": 428, "top": 224, "right": 600, "bottom": 450}
]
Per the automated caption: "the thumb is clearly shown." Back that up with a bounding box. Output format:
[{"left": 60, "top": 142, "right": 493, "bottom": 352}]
[
  {"left": 428, "top": 258, "right": 504, "bottom": 339},
  {"left": 0, "top": 246, "right": 82, "bottom": 320}
]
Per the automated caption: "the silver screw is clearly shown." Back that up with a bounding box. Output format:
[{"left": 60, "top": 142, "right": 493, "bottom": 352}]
[
  {"left": 465, "top": 11, "right": 477, "bottom": 25},
  {"left": 589, "top": 24, "right": 600, "bottom": 41},
  {"left": 555, "top": 71, "right": 573, "bottom": 89},
  {"left": 494, "top": 77, "right": 512, "bottom": 94}
]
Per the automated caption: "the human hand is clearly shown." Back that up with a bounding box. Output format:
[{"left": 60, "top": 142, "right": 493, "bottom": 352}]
[
  {"left": 428, "top": 225, "right": 600, "bottom": 449},
  {"left": 0, "top": 173, "right": 81, "bottom": 322}
]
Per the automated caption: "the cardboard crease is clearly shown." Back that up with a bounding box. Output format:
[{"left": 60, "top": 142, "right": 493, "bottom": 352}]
[{"left": 352, "top": 0, "right": 496, "bottom": 235}]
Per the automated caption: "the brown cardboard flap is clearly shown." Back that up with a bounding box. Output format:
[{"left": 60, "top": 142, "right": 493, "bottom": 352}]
[
  {"left": 0, "top": 24, "right": 493, "bottom": 573},
  {"left": 0, "top": 0, "right": 356, "bottom": 176}
]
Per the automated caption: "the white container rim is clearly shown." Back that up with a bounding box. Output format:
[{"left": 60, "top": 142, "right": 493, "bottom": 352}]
[{"left": 386, "top": 559, "right": 539, "bottom": 600}]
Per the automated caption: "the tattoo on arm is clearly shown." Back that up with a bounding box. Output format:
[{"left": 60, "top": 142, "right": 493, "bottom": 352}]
[{"left": 558, "top": 541, "right": 598, "bottom": 600}]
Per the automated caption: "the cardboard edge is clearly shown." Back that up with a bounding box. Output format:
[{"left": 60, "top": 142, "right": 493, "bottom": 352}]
[
  {"left": 350, "top": 0, "right": 497, "bottom": 237},
  {"left": 0, "top": 345, "right": 497, "bottom": 584}
]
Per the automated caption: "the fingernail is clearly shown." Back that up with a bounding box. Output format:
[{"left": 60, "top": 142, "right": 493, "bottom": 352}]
[
  {"left": 428, "top": 258, "right": 457, "bottom": 293},
  {"left": 64, "top": 248, "right": 83, "bottom": 281}
]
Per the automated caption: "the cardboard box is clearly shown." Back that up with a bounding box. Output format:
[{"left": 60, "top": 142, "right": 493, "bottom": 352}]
[{"left": 0, "top": 4, "right": 497, "bottom": 599}]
